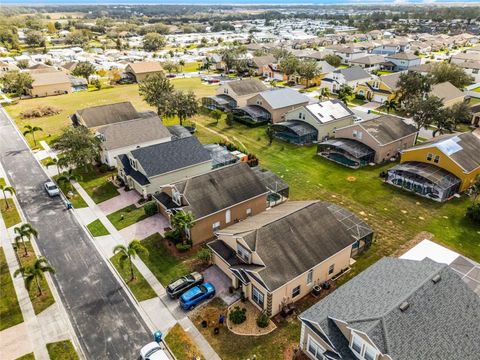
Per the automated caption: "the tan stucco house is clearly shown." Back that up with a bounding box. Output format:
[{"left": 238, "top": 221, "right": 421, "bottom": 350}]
[
  {"left": 28, "top": 70, "right": 71, "bottom": 97},
  {"left": 208, "top": 201, "right": 373, "bottom": 317},
  {"left": 125, "top": 61, "right": 164, "bottom": 82},
  {"left": 154, "top": 162, "right": 268, "bottom": 245}
]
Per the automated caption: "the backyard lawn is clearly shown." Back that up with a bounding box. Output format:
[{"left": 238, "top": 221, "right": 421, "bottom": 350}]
[
  {"left": 107, "top": 204, "right": 150, "bottom": 231},
  {"left": 0, "top": 199, "right": 21, "bottom": 228},
  {"left": 181, "top": 62, "right": 202, "bottom": 73},
  {"left": 16, "top": 242, "right": 55, "bottom": 315},
  {"left": 138, "top": 233, "right": 193, "bottom": 285},
  {"left": 86, "top": 219, "right": 110, "bottom": 237},
  {"left": 0, "top": 247, "right": 24, "bottom": 331},
  {"left": 46, "top": 340, "right": 79, "bottom": 360},
  {"left": 110, "top": 252, "right": 156, "bottom": 302},
  {"left": 15, "top": 353, "right": 35, "bottom": 360},
  {"left": 165, "top": 323, "right": 204, "bottom": 360}
]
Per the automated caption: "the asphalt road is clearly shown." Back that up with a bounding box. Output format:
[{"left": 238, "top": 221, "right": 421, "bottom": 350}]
[{"left": 0, "top": 107, "right": 152, "bottom": 359}]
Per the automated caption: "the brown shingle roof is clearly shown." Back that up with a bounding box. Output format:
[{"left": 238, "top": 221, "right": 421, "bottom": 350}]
[
  {"left": 359, "top": 115, "right": 418, "bottom": 145},
  {"left": 430, "top": 81, "right": 464, "bottom": 103},
  {"left": 127, "top": 61, "right": 163, "bottom": 74},
  {"left": 225, "top": 78, "right": 267, "bottom": 97},
  {"left": 31, "top": 71, "right": 70, "bottom": 87},
  {"left": 76, "top": 102, "right": 140, "bottom": 128}
]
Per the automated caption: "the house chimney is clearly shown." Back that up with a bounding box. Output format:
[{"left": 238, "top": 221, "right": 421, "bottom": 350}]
[
  {"left": 399, "top": 302, "right": 410, "bottom": 312},
  {"left": 432, "top": 274, "right": 441, "bottom": 284}
]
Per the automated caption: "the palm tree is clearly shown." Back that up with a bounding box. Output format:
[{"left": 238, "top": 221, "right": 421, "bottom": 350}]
[
  {"left": 432, "top": 115, "right": 455, "bottom": 137},
  {"left": 14, "top": 223, "right": 38, "bottom": 257},
  {"left": 319, "top": 87, "right": 330, "bottom": 100},
  {"left": 113, "top": 240, "right": 149, "bottom": 281},
  {"left": 178, "top": 59, "right": 185, "bottom": 72},
  {"left": 23, "top": 125, "right": 43, "bottom": 147},
  {"left": 171, "top": 211, "right": 195, "bottom": 244},
  {"left": 0, "top": 184, "right": 16, "bottom": 209},
  {"left": 57, "top": 170, "right": 82, "bottom": 192},
  {"left": 14, "top": 256, "right": 55, "bottom": 296},
  {"left": 45, "top": 157, "right": 68, "bottom": 176},
  {"left": 383, "top": 100, "right": 397, "bottom": 114}
]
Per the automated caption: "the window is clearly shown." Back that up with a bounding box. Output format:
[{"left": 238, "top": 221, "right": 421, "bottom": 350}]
[
  {"left": 307, "top": 269, "right": 313, "bottom": 285},
  {"left": 225, "top": 209, "right": 231, "bottom": 224},
  {"left": 299, "top": 112, "right": 303, "bottom": 119},
  {"left": 237, "top": 243, "right": 251, "bottom": 263},
  {"left": 252, "top": 286, "right": 264, "bottom": 307},
  {"left": 292, "top": 285, "right": 301, "bottom": 298},
  {"left": 328, "top": 264, "right": 335, "bottom": 275},
  {"left": 307, "top": 336, "right": 326, "bottom": 360},
  {"left": 172, "top": 189, "right": 181, "bottom": 206},
  {"left": 246, "top": 208, "right": 252, "bottom": 216},
  {"left": 350, "top": 334, "right": 379, "bottom": 360},
  {"left": 434, "top": 155, "right": 440, "bottom": 164},
  {"left": 364, "top": 346, "right": 377, "bottom": 360},
  {"left": 129, "top": 158, "right": 137, "bottom": 170},
  {"left": 351, "top": 336, "right": 362, "bottom": 354},
  {"left": 212, "top": 221, "right": 221, "bottom": 231},
  {"left": 426, "top": 153, "right": 433, "bottom": 161}
]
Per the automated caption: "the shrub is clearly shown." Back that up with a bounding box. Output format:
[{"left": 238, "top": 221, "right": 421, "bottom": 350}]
[
  {"left": 229, "top": 306, "right": 246, "bottom": 324},
  {"left": 20, "top": 105, "right": 61, "bottom": 119},
  {"left": 196, "top": 247, "right": 212, "bottom": 264},
  {"left": 256, "top": 311, "right": 270, "bottom": 328},
  {"left": 355, "top": 93, "right": 365, "bottom": 100},
  {"left": 144, "top": 201, "right": 158, "bottom": 216},
  {"left": 176, "top": 243, "right": 191, "bottom": 252},
  {"left": 165, "top": 229, "right": 181, "bottom": 243},
  {"left": 466, "top": 203, "right": 480, "bottom": 224}
]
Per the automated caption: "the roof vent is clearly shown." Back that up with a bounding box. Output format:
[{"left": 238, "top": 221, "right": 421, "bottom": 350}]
[
  {"left": 399, "top": 302, "right": 410, "bottom": 312},
  {"left": 432, "top": 274, "right": 441, "bottom": 284}
]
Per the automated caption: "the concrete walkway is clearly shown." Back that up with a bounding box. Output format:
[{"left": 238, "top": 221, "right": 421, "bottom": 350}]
[{"left": 71, "top": 181, "right": 221, "bottom": 360}]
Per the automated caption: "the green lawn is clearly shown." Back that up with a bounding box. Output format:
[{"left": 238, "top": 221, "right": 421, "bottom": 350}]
[
  {"left": 107, "top": 204, "right": 150, "bottom": 230},
  {"left": 0, "top": 247, "right": 24, "bottom": 331},
  {"left": 165, "top": 323, "right": 204, "bottom": 360},
  {"left": 86, "top": 219, "right": 110, "bottom": 237},
  {"left": 181, "top": 62, "right": 201, "bottom": 73},
  {"left": 138, "top": 233, "right": 192, "bottom": 285},
  {"left": 52, "top": 176, "right": 88, "bottom": 209},
  {"left": 46, "top": 340, "right": 79, "bottom": 360},
  {"left": 16, "top": 242, "right": 55, "bottom": 315},
  {"left": 0, "top": 199, "right": 21, "bottom": 228},
  {"left": 40, "top": 157, "right": 53, "bottom": 167},
  {"left": 71, "top": 168, "right": 119, "bottom": 204},
  {"left": 15, "top": 353, "right": 35, "bottom": 360},
  {"left": 0, "top": 177, "right": 6, "bottom": 186},
  {"left": 110, "top": 253, "right": 156, "bottom": 302},
  {"left": 473, "top": 87, "right": 480, "bottom": 93}
]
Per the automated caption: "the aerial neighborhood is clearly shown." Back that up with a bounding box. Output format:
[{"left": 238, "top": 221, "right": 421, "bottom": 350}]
[{"left": 0, "top": 3, "right": 479, "bottom": 360}]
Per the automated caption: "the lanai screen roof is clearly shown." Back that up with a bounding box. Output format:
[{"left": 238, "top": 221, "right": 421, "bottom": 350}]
[
  {"left": 389, "top": 162, "right": 461, "bottom": 190},
  {"left": 252, "top": 167, "right": 289, "bottom": 194},
  {"left": 319, "top": 138, "right": 374, "bottom": 158},
  {"left": 273, "top": 121, "right": 317, "bottom": 137},
  {"left": 236, "top": 105, "right": 270, "bottom": 118}
]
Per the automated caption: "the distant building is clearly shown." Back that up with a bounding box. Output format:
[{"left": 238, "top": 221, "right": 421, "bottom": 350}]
[
  {"left": 28, "top": 71, "right": 71, "bottom": 98},
  {"left": 125, "top": 61, "right": 164, "bottom": 82}
]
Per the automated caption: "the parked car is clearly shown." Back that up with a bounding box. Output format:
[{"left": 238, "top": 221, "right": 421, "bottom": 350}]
[
  {"left": 167, "top": 271, "right": 204, "bottom": 299},
  {"left": 44, "top": 181, "right": 60, "bottom": 197},
  {"left": 179, "top": 282, "right": 215, "bottom": 310},
  {"left": 140, "top": 342, "right": 169, "bottom": 360}
]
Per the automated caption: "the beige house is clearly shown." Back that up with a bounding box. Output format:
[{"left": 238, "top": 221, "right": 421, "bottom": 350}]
[
  {"left": 318, "top": 115, "right": 418, "bottom": 168},
  {"left": 0, "top": 61, "right": 19, "bottom": 76},
  {"left": 154, "top": 163, "right": 268, "bottom": 245},
  {"left": 208, "top": 201, "right": 373, "bottom": 317},
  {"left": 298, "top": 257, "right": 480, "bottom": 360},
  {"left": 117, "top": 136, "right": 212, "bottom": 197},
  {"left": 28, "top": 70, "right": 71, "bottom": 97},
  {"left": 429, "top": 81, "right": 465, "bottom": 108},
  {"left": 125, "top": 61, "right": 164, "bottom": 82}
]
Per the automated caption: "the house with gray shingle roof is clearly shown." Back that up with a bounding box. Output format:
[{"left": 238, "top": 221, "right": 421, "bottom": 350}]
[
  {"left": 320, "top": 66, "right": 372, "bottom": 94},
  {"left": 384, "top": 52, "right": 421, "bottom": 71},
  {"left": 208, "top": 201, "right": 373, "bottom": 317},
  {"left": 116, "top": 136, "right": 212, "bottom": 197},
  {"left": 298, "top": 257, "right": 480, "bottom": 360}
]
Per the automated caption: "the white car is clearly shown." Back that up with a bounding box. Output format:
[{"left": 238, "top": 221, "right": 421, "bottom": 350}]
[
  {"left": 44, "top": 181, "right": 60, "bottom": 197},
  {"left": 140, "top": 342, "right": 169, "bottom": 360}
]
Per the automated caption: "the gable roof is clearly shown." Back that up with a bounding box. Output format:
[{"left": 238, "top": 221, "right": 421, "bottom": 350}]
[
  {"left": 357, "top": 115, "right": 418, "bottom": 145},
  {"left": 31, "top": 71, "right": 70, "bottom": 87},
  {"left": 218, "top": 201, "right": 371, "bottom": 291},
  {"left": 300, "top": 257, "right": 480, "bottom": 360},
  {"left": 305, "top": 100, "right": 354, "bottom": 124},
  {"left": 403, "top": 132, "right": 480, "bottom": 172},
  {"left": 170, "top": 162, "right": 267, "bottom": 220},
  {"left": 378, "top": 72, "right": 402, "bottom": 90},
  {"left": 96, "top": 115, "right": 171, "bottom": 151},
  {"left": 257, "top": 88, "right": 309, "bottom": 109},
  {"left": 129, "top": 136, "right": 211, "bottom": 178},
  {"left": 76, "top": 102, "right": 140, "bottom": 128},
  {"left": 350, "top": 55, "right": 386, "bottom": 65},
  {"left": 251, "top": 54, "right": 277, "bottom": 68},
  {"left": 430, "top": 81, "right": 464, "bottom": 103},
  {"left": 386, "top": 52, "right": 420, "bottom": 61},
  {"left": 127, "top": 61, "right": 163, "bottom": 74},
  {"left": 334, "top": 66, "right": 371, "bottom": 82},
  {"left": 225, "top": 78, "right": 267, "bottom": 97}
]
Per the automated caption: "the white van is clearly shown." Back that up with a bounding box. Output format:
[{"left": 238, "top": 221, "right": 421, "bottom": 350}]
[{"left": 140, "top": 342, "right": 170, "bottom": 360}]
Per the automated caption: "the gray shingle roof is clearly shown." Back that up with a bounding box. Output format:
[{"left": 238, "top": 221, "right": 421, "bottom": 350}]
[
  {"left": 358, "top": 115, "right": 418, "bottom": 145},
  {"left": 77, "top": 102, "right": 139, "bottom": 128},
  {"left": 430, "top": 81, "right": 464, "bottom": 103},
  {"left": 257, "top": 88, "right": 309, "bottom": 110},
  {"left": 171, "top": 162, "right": 267, "bottom": 220},
  {"left": 334, "top": 66, "right": 371, "bottom": 82},
  {"left": 130, "top": 137, "right": 211, "bottom": 178},
  {"left": 300, "top": 257, "right": 480, "bottom": 360},
  {"left": 226, "top": 78, "right": 267, "bottom": 97},
  {"left": 378, "top": 72, "right": 402, "bottom": 90}
]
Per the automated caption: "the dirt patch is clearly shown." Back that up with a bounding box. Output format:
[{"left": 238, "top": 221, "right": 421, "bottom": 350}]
[
  {"left": 392, "top": 231, "right": 434, "bottom": 258},
  {"left": 346, "top": 176, "right": 356, "bottom": 182}
]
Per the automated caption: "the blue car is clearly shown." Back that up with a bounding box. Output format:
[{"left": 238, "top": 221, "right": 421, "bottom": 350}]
[{"left": 179, "top": 282, "right": 215, "bottom": 310}]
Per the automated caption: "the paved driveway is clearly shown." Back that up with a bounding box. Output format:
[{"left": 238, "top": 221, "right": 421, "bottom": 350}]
[
  {"left": 0, "top": 107, "right": 151, "bottom": 359},
  {"left": 202, "top": 265, "right": 240, "bottom": 306},
  {"left": 98, "top": 187, "right": 141, "bottom": 215},
  {"left": 118, "top": 213, "right": 169, "bottom": 242}
]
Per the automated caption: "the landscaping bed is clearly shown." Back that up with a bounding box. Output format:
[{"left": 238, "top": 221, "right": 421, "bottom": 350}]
[
  {"left": 165, "top": 323, "right": 204, "bottom": 360},
  {"left": 227, "top": 300, "right": 276, "bottom": 336},
  {"left": 86, "top": 219, "right": 110, "bottom": 237},
  {"left": 106, "top": 204, "right": 150, "bottom": 230},
  {"left": 46, "top": 340, "right": 79, "bottom": 360},
  {"left": 0, "top": 199, "right": 21, "bottom": 228},
  {"left": 0, "top": 247, "right": 24, "bottom": 331},
  {"left": 15, "top": 353, "right": 35, "bottom": 360}
]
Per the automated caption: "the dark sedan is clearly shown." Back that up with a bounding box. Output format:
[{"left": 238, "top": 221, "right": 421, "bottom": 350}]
[{"left": 166, "top": 272, "right": 204, "bottom": 299}]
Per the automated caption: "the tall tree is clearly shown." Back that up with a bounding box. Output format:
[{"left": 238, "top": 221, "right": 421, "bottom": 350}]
[
  {"left": 45, "top": 157, "right": 69, "bottom": 176},
  {"left": 210, "top": 109, "right": 223, "bottom": 125},
  {"left": 409, "top": 96, "right": 444, "bottom": 131},
  {"left": 324, "top": 54, "right": 342, "bottom": 67},
  {"left": 23, "top": 125, "right": 43, "bottom": 146},
  {"left": 13, "top": 223, "right": 37, "bottom": 257},
  {"left": 445, "top": 101, "right": 472, "bottom": 129},
  {"left": 0, "top": 184, "right": 15, "bottom": 210},
  {"left": 430, "top": 62, "right": 474, "bottom": 89},
  {"left": 1, "top": 72, "right": 33, "bottom": 97},
  {"left": 279, "top": 54, "right": 299, "bottom": 78},
  {"left": 319, "top": 87, "right": 330, "bottom": 100},
  {"left": 25, "top": 30, "right": 45, "bottom": 47},
  {"left": 171, "top": 211, "right": 195, "bottom": 243},
  {"left": 143, "top": 32, "right": 166, "bottom": 52},
  {"left": 71, "top": 62, "right": 96, "bottom": 84},
  {"left": 266, "top": 124, "right": 275, "bottom": 145},
  {"left": 14, "top": 256, "right": 55, "bottom": 296},
  {"left": 54, "top": 126, "right": 101, "bottom": 171},
  {"left": 167, "top": 91, "right": 199, "bottom": 126},
  {"left": 397, "top": 72, "right": 432, "bottom": 105},
  {"left": 16, "top": 59, "right": 29, "bottom": 69},
  {"left": 113, "top": 240, "right": 149, "bottom": 281},
  {"left": 297, "top": 59, "right": 321, "bottom": 88},
  {"left": 57, "top": 170, "right": 82, "bottom": 191},
  {"left": 138, "top": 73, "right": 174, "bottom": 116}
]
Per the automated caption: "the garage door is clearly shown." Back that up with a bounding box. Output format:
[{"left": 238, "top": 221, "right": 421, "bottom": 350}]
[{"left": 373, "top": 94, "right": 387, "bottom": 103}]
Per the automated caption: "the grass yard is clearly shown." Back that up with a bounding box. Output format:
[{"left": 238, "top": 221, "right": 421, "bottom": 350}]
[
  {"left": 52, "top": 176, "right": 88, "bottom": 209},
  {"left": 86, "top": 219, "right": 110, "bottom": 237},
  {"left": 110, "top": 253, "right": 156, "bottom": 302},
  {"left": 165, "top": 323, "right": 204, "bottom": 360},
  {"left": 0, "top": 177, "right": 5, "bottom": 186},
  {"left": 0, "top": 199, "right": 21, "bottom": 228},
  {"left": 181, "top": 62, "right": 202, "bottom": 73},
  {"left": 71, "top": 168, "right": 119, "bottom": 204},
  {"left": 473, "top": 87, "right": 480, "bottom": 93},
  {"left": 46, "top": 340, "right": 79, "bottom": 360},
  {"left": 15, "top": 353, "right": 35, "bottom": 360},
  {"left": 138, "top": 233, "right": 192, "bottom": 285},
  {"left": 171, "top": 77, "right": 217, "bottom": 99},
  {"left": 107, "top": 204, "right": 150, "bottom": 231},
  {"left": 0, "top": 247, "right": 24, "bottom": 331},
  {"left": 16, "top": 242, "right": 55, "bottom": 315}
]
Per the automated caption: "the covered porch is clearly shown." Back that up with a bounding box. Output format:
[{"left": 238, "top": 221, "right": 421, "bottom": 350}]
[
  {"left": 233, "top": 105, "right": 271, "bottom": 127},
  {"left": 386, "top": 162, "right": 461, "bottom": 202},
  {"left": 317, "top": 138, "right": 375, "bottom": 169},
  {"left": 272, "top": 121, "right": 318, "bottom": 145}
]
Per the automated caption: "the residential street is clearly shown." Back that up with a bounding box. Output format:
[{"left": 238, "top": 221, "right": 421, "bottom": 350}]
[{"left": 0, "top": 107, "right": 152, "bottom": 359}]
